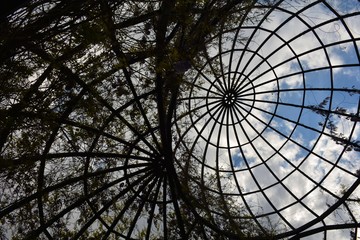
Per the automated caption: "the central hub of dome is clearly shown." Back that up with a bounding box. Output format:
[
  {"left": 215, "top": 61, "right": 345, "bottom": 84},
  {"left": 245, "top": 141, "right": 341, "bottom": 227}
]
[
  {"left": 152, "top": 156, "right": 167, "bottom": 177},
  {"left": 222, "top": 89, "right": 238, "bottom": 107}
]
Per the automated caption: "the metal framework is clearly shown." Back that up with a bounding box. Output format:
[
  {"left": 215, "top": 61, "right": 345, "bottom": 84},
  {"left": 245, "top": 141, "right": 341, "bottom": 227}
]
[{"left": 0, "top": 0, "right": 359, "bottom": 239}]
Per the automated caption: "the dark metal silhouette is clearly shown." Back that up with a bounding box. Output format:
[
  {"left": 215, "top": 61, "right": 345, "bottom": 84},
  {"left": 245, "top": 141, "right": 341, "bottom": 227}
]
[{"left": 0, "top": 0, "right": 359, "bottom": 239}]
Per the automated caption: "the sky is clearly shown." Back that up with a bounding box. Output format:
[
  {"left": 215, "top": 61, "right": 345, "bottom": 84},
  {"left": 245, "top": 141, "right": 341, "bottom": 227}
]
[
  {"left": 177, "top": 0, "right": 360, "bottom": 239},
  {"left": 1, "top": 0, "right": 359, "bottom": 239}
]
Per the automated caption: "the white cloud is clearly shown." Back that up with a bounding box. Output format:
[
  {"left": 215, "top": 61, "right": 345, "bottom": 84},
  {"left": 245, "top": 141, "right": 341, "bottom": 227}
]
[{"left": 175, "top": 1, "right": 360, "bottom": 238}]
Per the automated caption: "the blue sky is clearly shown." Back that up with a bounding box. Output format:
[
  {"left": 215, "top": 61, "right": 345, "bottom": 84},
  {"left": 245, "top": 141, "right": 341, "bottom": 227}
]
[{"left": 177, "top": 0, "right": 360, "bottom": 239}]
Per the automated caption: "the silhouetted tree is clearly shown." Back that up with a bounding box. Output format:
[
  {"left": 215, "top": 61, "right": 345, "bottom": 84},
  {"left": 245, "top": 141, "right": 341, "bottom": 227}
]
[{"left": 0, "top": 0, "right": 295, "bottom": 239}]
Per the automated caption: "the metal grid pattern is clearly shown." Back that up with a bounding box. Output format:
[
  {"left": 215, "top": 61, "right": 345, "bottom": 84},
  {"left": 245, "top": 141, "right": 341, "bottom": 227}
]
[{"left": 0, "top": 0, "right": 359, "bottom": 239}]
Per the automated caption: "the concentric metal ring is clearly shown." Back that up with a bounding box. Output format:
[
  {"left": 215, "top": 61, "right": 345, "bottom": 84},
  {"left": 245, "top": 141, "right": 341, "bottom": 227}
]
[{"left": 0, "top": 0, "right": 359, "bottom": 239}]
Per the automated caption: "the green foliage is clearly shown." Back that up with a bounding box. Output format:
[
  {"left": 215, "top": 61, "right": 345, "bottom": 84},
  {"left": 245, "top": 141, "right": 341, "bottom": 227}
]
[{"left": 0, "top": 0, "right": 285, "bottom": 239}]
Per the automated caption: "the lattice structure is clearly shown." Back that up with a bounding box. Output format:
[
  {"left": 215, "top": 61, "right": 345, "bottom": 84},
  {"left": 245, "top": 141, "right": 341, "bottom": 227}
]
[{"left": 0, "top": 0, "right": 359, "bottom": 239}]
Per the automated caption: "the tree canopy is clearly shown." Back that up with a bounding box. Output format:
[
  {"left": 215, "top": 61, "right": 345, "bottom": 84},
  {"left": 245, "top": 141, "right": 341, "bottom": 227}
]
[{"left": 0, "top": 0, "right": 360, "bottom": 239}]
